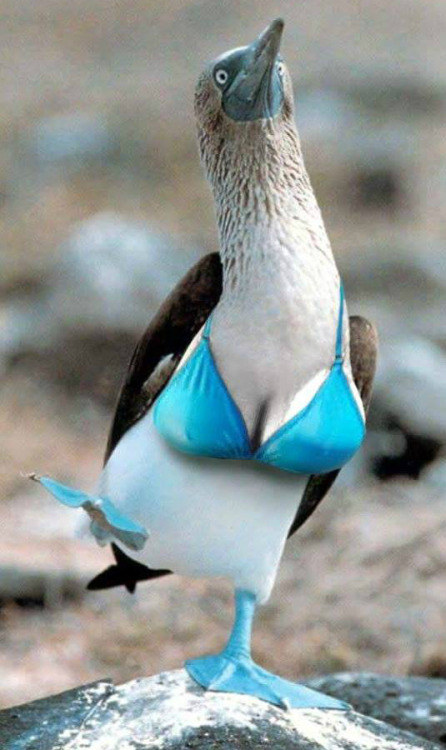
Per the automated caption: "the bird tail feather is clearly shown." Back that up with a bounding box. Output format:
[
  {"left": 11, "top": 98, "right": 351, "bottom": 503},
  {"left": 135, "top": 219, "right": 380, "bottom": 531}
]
[{"left": 87, "top": 543, "right": 171, "bottom": 594}]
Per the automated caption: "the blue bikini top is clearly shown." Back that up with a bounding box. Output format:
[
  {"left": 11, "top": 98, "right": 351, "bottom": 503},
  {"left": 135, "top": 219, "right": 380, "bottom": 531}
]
[{"left": 153, "top": 285, "right": 365, "bottom": 475}]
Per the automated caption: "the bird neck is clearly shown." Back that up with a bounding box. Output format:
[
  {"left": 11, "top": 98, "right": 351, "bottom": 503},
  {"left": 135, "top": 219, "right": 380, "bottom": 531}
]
[{"left": 203, "top": 119, "right": 334, "bottom": 295}]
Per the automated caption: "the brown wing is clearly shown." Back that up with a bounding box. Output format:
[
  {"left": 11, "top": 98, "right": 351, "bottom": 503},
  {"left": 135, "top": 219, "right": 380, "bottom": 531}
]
[
  {"left": 287, "top": 315, "right": 378, "bottom": 538},
  {"left": 104, "top": 252, "right": 223, "bottom": 463}
]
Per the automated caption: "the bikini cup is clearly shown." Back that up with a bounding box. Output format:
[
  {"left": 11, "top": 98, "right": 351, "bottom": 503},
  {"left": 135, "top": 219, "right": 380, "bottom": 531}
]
[{"left": 153, "top": 285, "right": 365, "bottom": 474}]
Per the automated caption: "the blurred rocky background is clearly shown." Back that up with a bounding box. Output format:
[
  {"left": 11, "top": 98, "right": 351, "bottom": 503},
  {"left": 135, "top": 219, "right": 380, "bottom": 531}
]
[{"left": 1, "top": 0, "right": 446, "bottom": 711}]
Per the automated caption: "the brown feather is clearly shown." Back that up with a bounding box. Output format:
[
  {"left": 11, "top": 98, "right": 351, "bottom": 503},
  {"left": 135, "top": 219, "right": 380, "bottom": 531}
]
[
  {"left": 287, "top": 315, "right": 378, "bottom": 538},
  {"left": 104, "top": 252, "right": 223, "bottom": 463}
]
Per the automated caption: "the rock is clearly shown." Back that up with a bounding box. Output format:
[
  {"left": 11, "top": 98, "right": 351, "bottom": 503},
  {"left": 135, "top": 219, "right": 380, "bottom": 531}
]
[
  {"left": 337, "top": 243, "right": 446, "bottom": 465},
  {"left": 0, "top": 680, "right": 114, "bottom": 750},
  {"left": 374, "top": 337, "right": 446, "bottom": 443},
  {"left": 4, "top": 212, "right": 200, "bottom": 342},
  {"left": 305, "top": 673, "right": 446, "bottom": 746},
  {"left": 0, "top": 563, "right": 84, "bottom": 607},
  {"left": 0, "top": 670, "right": 440, "bottom": 750},
  {"left": 55, "top": 211, "right": 200, "bottom": 331},
  {"left": 0, "top": 492, "right": 110, "bottom": 606},
  {"left": 27, "top": 113, "right": 117, "bottom": 167},
  {"left": 423, "top": 458, "right": 446, "bottom": 490},
  {"left": 0, "top": 213, "right": 201, "bottom": 402}
]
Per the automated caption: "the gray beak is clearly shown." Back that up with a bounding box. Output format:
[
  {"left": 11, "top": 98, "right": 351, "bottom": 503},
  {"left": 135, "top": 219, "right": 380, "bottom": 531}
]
[{"left": 222, "top": 19, "right": 285, "bottom": 122}]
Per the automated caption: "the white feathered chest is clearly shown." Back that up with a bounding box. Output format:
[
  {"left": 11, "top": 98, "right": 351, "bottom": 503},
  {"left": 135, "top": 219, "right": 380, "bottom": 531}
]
[{"left": 179, "top": 209, "right": 351, "bottom": 443}]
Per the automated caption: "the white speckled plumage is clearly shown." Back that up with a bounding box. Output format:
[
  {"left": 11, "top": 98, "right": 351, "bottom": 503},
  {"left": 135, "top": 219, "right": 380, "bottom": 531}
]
[{"left": 189, "top": 73, "right": 360, "bottom": 440}]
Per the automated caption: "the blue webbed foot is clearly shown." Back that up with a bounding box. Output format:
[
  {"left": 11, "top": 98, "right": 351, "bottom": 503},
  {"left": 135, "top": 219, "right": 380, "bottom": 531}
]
[
  {"left": 185, "top": 652, "right": 350, "bottom": 710},
  {"left": 29, "top": 474, "right": 149, "bottom": 552}
]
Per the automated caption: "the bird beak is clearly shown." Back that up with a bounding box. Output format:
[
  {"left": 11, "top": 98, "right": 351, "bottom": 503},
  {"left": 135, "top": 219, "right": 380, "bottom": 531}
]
[{"left": 223, "top": 19, "right": 285, "bottom": 122}]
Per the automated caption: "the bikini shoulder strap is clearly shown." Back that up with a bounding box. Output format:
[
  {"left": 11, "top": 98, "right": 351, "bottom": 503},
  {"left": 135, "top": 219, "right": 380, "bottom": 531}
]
[
  {"left": 202, "top": 314, "right": 213, "bottom": 340},
  {"left": 335, "top": 282, "right": 345, "bottom": 363}
]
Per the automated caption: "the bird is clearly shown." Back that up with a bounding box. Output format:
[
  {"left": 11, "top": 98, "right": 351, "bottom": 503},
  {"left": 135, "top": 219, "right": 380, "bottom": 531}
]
[{"left": 31, "top": 19, "right": 378, "bottom": 710}]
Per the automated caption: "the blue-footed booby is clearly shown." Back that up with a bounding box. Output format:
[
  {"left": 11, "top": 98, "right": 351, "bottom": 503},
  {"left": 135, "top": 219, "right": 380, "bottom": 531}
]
[{"left": 32, "top": 19, "right": 378, "bottom": 710}]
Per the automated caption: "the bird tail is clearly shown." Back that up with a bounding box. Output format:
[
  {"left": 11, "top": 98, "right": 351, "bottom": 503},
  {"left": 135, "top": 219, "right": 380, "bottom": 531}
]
[
  {"left": 28, "top": 474, "right": 149, "bottom": 552},
  {"left": 87, "top": 543, "right": 171, "bottom": 594}
]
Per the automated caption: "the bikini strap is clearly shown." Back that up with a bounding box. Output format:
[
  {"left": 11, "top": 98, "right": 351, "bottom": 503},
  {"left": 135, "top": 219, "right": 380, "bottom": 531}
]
[
  {"left": 202, "top": 314, "right": 213, "bottom": 340},
  {"left": 335, "top": 283, "right": 345, "bottom": 364}
]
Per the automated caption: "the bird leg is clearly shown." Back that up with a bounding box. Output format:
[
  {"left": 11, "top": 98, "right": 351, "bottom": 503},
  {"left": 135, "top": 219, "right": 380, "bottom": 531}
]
[{"left": 185, "top": 589, "right": 349, "bottom": 710}]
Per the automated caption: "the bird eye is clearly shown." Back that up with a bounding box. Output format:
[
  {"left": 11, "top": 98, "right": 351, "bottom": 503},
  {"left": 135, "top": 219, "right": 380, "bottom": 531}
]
[
  {"left": 214, "top": 69, "right": 229, "bottom": 86},
  {"left": 277, "top": 62, "right": 285, "bottom": 77}
]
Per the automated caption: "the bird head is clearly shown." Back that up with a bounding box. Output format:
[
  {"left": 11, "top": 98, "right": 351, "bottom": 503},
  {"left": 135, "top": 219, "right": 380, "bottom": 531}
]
[{"left": 195, "top": 19, "right": 296, "bottom": 179}]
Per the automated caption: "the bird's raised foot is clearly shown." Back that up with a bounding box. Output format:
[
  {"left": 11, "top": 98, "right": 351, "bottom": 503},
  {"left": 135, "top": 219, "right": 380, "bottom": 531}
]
[
  {"left": 185, "top": 652, "right": 350, "bottom": 710},
  {"left": 30, "top": 475, "right": 149, "bottom": 551}
]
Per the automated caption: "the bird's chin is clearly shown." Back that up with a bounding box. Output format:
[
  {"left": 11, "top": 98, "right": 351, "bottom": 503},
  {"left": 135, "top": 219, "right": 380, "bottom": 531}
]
[
  {"left": 223, "top": 77, "right": 283, "bottom": 123},
  {"left": 223, "top": 102, "right": 281, "bottom": 123}
]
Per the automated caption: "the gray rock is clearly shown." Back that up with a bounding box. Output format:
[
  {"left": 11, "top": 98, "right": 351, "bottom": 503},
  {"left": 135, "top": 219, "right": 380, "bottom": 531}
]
[
  {"left": 0, "top": 670, "right": 440, "bottom": 750},
  {"left": 305, "top": 673, "right": 446, "bottom": 746},
  {"left": 3, "top": 212, "right": 200, "bottom": 344},
  {"left": 423, "top": 458, "right": 446, "bottom": 490},
  {"left": 0, "top": 680, "right": 114, "bottom": 750},
  {"left": 56, "top": 211, "right": 200, "bottom": 332},
  {"left": 374, "top": 337, "right": 446, "bottom": 442},
  {"left": 0, "top": 213, "right": 201, "bottom": 402},
  {"left": 338, "top": 243, "right": 446, "bottom": 450},
  {"left": 0, "top": 563, "right": 86, "bottom": 607},
  {"left": 27, "top": 113, "right": 117, "bottom": 167}
]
